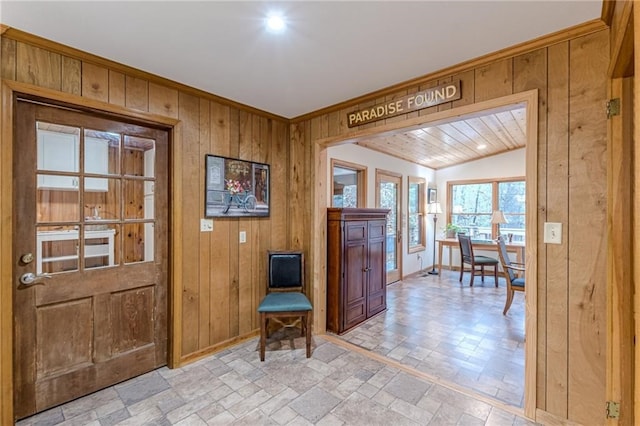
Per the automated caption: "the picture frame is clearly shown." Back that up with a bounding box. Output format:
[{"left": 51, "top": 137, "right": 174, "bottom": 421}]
[
  {"left": 427, "top": 188, "right": 437, "bottom": 204},
  {"left": 205, "top": 154, "right": 270, "bottom": 217}
]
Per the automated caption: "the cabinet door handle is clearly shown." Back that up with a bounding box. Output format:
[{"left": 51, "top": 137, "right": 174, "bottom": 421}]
[{"left": 362, "top": 267, "right": 371, "bottom": 272}]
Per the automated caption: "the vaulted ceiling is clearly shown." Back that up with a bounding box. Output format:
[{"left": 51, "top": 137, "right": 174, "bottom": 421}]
[{"left": 357, "top": 106, "right": 526, "bottom": 170}]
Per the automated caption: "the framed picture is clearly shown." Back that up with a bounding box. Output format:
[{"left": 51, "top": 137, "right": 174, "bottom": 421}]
[
  {"left": 205, "top": 154, "right": 270, "bottom": 217},
  {"left": 428, "top": 188, "right": 437, "bottom": 204}
]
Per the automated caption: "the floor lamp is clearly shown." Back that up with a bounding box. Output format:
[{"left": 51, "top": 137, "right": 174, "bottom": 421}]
[{"left": 427, "top": 202, "right": 443, "bottom": 275}]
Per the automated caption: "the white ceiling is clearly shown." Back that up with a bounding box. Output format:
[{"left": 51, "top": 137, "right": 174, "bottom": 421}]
[{"left": 1, "top": 1, "right": 603, "bottom": 119}]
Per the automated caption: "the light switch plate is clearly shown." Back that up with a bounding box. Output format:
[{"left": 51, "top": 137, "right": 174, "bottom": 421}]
[
  {"left": 239, "top": 231, "right": 247, "bottom": 243},
  {"left": 200, "top": 218, "right": 213, "bottom": 232},
  {"left": 543, "top": 222, "right": 562, "bottom": 244}
]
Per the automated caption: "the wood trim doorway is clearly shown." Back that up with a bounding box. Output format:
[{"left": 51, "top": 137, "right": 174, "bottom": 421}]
[
  {"left": 0, "top": 81, "right": 181, "bottom": 423},
  {"left": 311, "top": 90, "right": 538, "bottom": 419},
  {"left": 606, "top": 3, "right": 635, "bottom": 424}
]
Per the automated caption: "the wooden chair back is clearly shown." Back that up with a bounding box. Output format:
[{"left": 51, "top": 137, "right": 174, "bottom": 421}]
[
  {"left": 496, "top": 236, "right": 516, "bottom": 282},
  {"left": 268, "top": 251, "right": 304, "bottom": 293},
  {"left": 458, "top": 234, "right": 474, "bottom": 262},
  {"left": 496, "top": 235, "right": 525, "bottom": 314}
]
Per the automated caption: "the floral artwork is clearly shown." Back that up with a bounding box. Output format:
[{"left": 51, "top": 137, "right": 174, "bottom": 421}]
[{"left": 225, "top": 179, "right": 249, "bottom": 195}]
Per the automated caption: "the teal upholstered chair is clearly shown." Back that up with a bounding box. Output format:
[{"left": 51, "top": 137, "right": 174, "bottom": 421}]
[
  {"left": 458, "top": 234, "right": 499, "bottom": 287},
  {"left": 257, "top": 251, "right": 312, "bottom": 361},
  {"left": 496, "top": 236, "right": 525, "bottom": 315}
]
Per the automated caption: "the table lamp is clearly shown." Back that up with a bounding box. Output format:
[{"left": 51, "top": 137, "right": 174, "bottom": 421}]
[{"left": 491, "top": 210, "right": 508, "bottom": 237}]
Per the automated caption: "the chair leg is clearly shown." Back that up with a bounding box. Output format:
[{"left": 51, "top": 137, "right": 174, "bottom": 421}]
[
  {"left": 503, "top": 289, "right": 514, "bottom": 315},
  {"left": 469, "top": 267, "right": 474, "bottom": 287},
  {"left": 481, "top": 265, "right": 485, "bottom": 282},
  {"left": 305, "top": 311, "right": 311, "bottom": 358},
  {"left": 260, "top": 312, "right": 267, "bottom": 361},
  {"left": 494, "top": 266, "right": 498, "bottom": 287},
  {"left": 459, "top": 263, "right": 464, "bottom": 282}
]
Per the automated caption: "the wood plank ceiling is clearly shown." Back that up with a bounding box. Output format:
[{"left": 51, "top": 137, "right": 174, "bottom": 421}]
[{"left": 356, "top": 106, "right": 526, "bottom": 170}]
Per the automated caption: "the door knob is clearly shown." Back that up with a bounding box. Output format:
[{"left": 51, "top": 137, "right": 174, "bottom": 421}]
[{"left": 19, "top": 272, "right": 51, "bottom": 286}]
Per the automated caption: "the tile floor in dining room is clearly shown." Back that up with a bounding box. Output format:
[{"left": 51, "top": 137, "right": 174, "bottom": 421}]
[{"left": 17, "top": 270, "right": 534, "bottom": 426}]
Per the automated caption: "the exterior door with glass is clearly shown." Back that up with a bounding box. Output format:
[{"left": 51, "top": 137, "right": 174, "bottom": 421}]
[
  {"left": 376, "top": 170, "right": 402, "bottom": 284},
  {"left": 13, "top": 100, "right": 169, "bottom": 419}
]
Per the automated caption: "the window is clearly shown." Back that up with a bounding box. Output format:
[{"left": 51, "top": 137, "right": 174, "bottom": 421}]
[
  {"left": 448, "top": 178, "right": 525, "bottom": 241},
  {"left": 408, "top": 176, "right": 426, "bottom": 252},
  {"left": 331, "top": 159, "right": 366, "bottom": 207},
  {"left": 497, "top": 180, "right": 526, "bottom": 240}
]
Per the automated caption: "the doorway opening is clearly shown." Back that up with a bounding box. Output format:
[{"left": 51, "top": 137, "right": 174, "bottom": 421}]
[{"left": 313, "top": 90, "right": 538, "bottom": 417}]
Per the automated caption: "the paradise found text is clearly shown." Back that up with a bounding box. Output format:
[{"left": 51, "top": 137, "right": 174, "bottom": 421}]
[{"left": 347, "top": 81, "right": 461, "bottom": 128}]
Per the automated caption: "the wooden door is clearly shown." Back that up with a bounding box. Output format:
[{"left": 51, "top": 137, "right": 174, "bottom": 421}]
[
  {"left": 13, "top": 100, "right": 169, "bottom": 419},
  {"left": 344, "top": 221, "right": 367, "bottom": 331},
  {"left": 366, "top": 219, "right": 387, "bottom": 317},
  {"left": 375, "top": 170, "right": 401, "bottom": 284}
]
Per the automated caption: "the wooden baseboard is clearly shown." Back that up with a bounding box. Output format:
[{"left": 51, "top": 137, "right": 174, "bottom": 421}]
[
  {"left": 177, "top": 330, "right": 260, "bottom": 367},
  {"left": 402, "top": 265, "right": 462, "bottom": 280}
]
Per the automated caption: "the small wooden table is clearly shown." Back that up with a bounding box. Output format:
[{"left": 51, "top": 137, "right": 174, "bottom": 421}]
[{"left": 436, "top": 238, "right": 524, "bottom": 274}]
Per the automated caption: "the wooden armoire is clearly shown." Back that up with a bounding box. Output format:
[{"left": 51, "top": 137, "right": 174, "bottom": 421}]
[{"left": 326, "top": 208, "right": 389, "bottom": 334}]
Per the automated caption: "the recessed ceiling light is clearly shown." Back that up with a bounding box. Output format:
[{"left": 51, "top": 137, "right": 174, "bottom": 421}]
[
  {"left": 477, "top": 144, "right": 487, "bottom": 150},
  {"left": 265, "top": 13, "right": 286, "bottom": 33}
]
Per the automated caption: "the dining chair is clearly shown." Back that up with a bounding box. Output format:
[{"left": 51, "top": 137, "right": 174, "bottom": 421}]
[
  {"left": 257, "top": 250, "right": 312, "bottom": 361},
  {"left": 496, "top": 236, "right": 525, "bottom": 314},
  {"left": 458, "top": 234, "right": 499, "bottom": 287}
]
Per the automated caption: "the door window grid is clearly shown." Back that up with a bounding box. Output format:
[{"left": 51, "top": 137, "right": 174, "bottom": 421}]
[{"left": 36, "top": 121, "right": 156, "bottom": 274}]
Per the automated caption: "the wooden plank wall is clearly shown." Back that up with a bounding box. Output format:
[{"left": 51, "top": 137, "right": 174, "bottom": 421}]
[
  {"left": 0, "top": 21, "right": 612, "bottom": 425},
  {"left": 294, "top": 29, "right": 609, "bottom": 424},
  {"left": 0, "top": 31, "right": 295, "bottom": 372}
]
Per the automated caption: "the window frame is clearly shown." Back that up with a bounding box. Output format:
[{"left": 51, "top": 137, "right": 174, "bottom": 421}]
[
  {"left": 447, "top": 177, "right": 525, "bottom": 240},
  {"left": 407, "top": 176, "right": 426, "bottom": 253},
  {"left": 330, "top": 159, "right": 367, "bottom": 208}
]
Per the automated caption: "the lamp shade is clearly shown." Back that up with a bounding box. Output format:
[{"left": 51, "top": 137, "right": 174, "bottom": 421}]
[
  {"left": 427, "top": 202, "right": 442, "bottom": 214},
  {"left": 491, "top": 210, "right": 507, "bottom": 224}
]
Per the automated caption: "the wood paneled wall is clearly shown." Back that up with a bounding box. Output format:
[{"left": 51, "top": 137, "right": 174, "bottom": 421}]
[
  {"left": 293, "top": 28, "right": 609, "bottom": 425},
  {"left": 0, "top": 19, "right": 614, "bottom": 426},
  {"left": 0, "top": 29, "right": 296, "bottom": 377}
]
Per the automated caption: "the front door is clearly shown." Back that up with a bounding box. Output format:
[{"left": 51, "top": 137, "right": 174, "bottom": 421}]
[
  {"left": 13, "top": 100, "right": 169, "bottom": 419},
  {"left": 376, "top": 170, "right": 402, "bottom": 284}
]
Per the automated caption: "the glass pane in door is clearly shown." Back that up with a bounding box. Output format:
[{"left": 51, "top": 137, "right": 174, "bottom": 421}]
[
  {"left": 37, "top": 225, "right": 79, "bottom": 274},
  {"left": 122, "top": 135, "right": 155, "bottom": 263},
  {"left": 84, "top": 224, "right": 118, "bottom": 270},
  {"left": 84, "top": 129, "right": 120, "bottom": 175}
]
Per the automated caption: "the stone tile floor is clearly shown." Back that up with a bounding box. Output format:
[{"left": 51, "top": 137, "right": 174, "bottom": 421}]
[
  {"left": 338, "top": 270, "right": 526, "bottom": 408},
  {"left": 17, "top": 271, "right": 532, "bottom": 425}
]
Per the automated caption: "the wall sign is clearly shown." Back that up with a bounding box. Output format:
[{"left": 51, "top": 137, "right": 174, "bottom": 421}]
[{"left": 347, "top": 80, "right": 461, "bottom": 128}]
